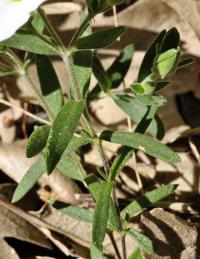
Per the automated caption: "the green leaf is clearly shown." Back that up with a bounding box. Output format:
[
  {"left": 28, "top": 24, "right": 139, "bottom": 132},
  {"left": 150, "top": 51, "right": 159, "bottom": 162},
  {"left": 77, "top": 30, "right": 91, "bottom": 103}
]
[
  {"left": 92, "top": 181, "right": 112, "bottom": 251},
  {"left": 160, "top": 27, "right": 180, "bottom": 52},
  {"left": 75, "top": 27, "right": 125, "bottom": 50},
  {"left": 86, "top": 0, "right": 123, "bottom": 15},
  {"left": 57, "top": 153, "right": 84, "bottom": 182},
  {"left": 80, "top": 11, "right": 92, "bottom": 37},
  {"left": 92, "top": 53, "right": 112, "bottom": 93},
  {"left": 90, "top": 44, "right": 134, "bottom": 99},
  {"left": 51, "top": 201, "right": 93, "bottom": 223},
  {"left": 127, "top": 229, "right": 154, "bottom": 254},
  {"left": 63, "top": 135, "right": 92, "bottom": 156},
  {"left": 100, "top": 131, "right": 180, "bottom": 164},
  {"left": 109, "top": 146, "right": 133, "bottom": 181},
  {"left": 91, "top": 243, "right": 107, "bottom": 259},
  {"left": 121, "top": 184, "right": 177, "bottom": 219},
  {"left": 71, "top": 50, "right": 93, "bottom": 97},
  {"left": 2, "top": 27, "right": 58, "bottom": 55},
  {"left": 12, "top": 158, "right": 46, "bottom": 203},
  {"left": 36, "top": 55, "right": 63, "bottom": 116},
  {"left": 108, "top": 44, "right": 134, "bottom": 88},
  {"left": 46, "top": 100, "right": 85, "bottom": 174},
  {"left": 135, "top": 95, "right": 167, "bottom": 107},
  {"left": 132, "top": 81, "right": 169, "bottom": 96},
  {"left": 31, "top": 11, "right": 45, "bottom": 33},
  {"left": 152, "top": 48, "right": 181, "bottom": 79},
  {"left": 26, "top": 125, "right": 50, "bottom": 158},
  {"left": 134, "top": 105, "right": 158, "bottom": 135},
  {"left": 85, "top": 174, "right": 119, "bottom": 230},
  {"left": 113, "top": 95, "right": 164, "bottom": 140},
  {"left": 128, "top": 247, "right": 143, "bottom": 259},
  {"left": 138, "top": 30, "right": 166, "bottom": 82},
  {"left": 138, "top": 28, "right": 180, "bottom": 82}
]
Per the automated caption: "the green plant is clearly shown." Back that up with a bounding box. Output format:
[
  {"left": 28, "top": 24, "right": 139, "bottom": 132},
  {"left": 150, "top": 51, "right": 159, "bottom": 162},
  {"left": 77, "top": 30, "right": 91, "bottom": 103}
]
[{"left": 0, "top": 1, "right": 192, "bottom": 258}]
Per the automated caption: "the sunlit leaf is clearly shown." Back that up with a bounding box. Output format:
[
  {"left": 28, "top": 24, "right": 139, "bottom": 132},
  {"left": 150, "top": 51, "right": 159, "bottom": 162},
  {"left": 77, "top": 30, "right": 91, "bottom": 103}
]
[
  {"left": 127, "top": 229, "right": 154, "bottom": 254},
  {"left": 75, "top": 27, "right": 125, "bottom": 50},
  {"left": 121, "top": 184, "right": 177, "bottom": 219},
  {"left": 12, "top": 158, "right": 46, "bottom": 203},
  {"left": 92, "top": 181, "right": 112, "bottom": 254},
  {"left": 100, "top": 131, "right": 180, "bottom": 163},
  {"left": 26, "top": 125, "right": 50, "bottom": 158},
  {"left": 46, "top": 100, "right": 85, "bottom": 173}
]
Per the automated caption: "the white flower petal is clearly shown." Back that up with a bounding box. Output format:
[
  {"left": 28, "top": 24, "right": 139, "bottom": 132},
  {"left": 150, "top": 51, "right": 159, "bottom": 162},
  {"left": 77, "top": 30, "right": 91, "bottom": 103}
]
[
  {"left": 0, "top": 0, "right": 46, "bottom": 42},
  {"left": 16, "top": 0, "right": 46, "bottom": 13}
]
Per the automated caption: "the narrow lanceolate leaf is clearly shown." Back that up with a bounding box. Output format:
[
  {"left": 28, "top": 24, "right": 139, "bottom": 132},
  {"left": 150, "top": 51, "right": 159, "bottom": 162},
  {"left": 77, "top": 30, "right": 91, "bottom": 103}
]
[
  {"left": 31, "top": 11, "right": 45, "bottom": 33},
  {"left": 26, "top": 125, "right": 50, "bottom": 158},
  {"left": 89, "top": 44, "right": 134, "bottom": 100},
  {"left": 46, "top": 100, "right": 85, "bottom": 174},
  {"left": 91, "top": 243, "right": 107, "bottom": 259},
  {"left": 57, "top": 153, "right": 84, "bottom": 182},
  {"left": 12, "top": 158, "right": 46, "bottom": 203},
  {"left": 109, "top": 146, "right": 133, "bottom": 181},
  {"left": 86, "top": 0, "right": 123, "bottom": 15},
  {"left": 36, "top": 55, "right": 63, "bottom": 116},
  {"left": 92, "top": 53, "right": 112, "bottom": 93},
  {"left": 108, "top": 44, "right": 134, "bottom": 89},
  {"left": 2, "top": 27, "right": 58, "bottom": 55},
  {"left": 71, "top": 50, "right": 93, "bottom": 97},
  {"left": 85, "top": 174, "right": 119, "bottom": 230},
  {"left": 51, "top": 201, "right": 93, "bottom": 223},
  {"left": 75, "top": 27, "right": 125, "bottom": 50},
  {"left": 127, "top": 229, "right": 154, "bottom": 254},
  {"left": 160, "top": 27, "right": 180, "bottom": 53},
  {"left": 100, "top": 131, "right": 181, "bottom": 164},
  {"left": 63, "top": 135, "right": 92, "bottom": 156},
  {"left": 137, "top": 30, "right": 166, "bottom": 82},
  {"left": 113, "top": 95, "right": 164, "bottom": 140},
  {"left": 121, "top": 184, "right": 177, "bottom": 219},
  {"left": 92, "top": 181, "right": 112, "bottom": 256}
]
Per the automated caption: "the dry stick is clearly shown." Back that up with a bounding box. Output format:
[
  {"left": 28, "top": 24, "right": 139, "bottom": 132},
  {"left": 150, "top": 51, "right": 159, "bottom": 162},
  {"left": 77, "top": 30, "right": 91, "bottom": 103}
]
[{"left": 0, "top": 98, "right": 50, "bottom": 125}]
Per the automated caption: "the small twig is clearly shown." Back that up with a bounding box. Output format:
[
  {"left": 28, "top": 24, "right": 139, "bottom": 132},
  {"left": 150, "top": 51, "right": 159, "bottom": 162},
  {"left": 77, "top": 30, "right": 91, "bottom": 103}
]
[
  {"left": 112, "top": 188, "right": 127, "bottom": 259},
  {"left": 122, "top": 81, "right": 143, "bottom": 194},
  {"left": 112, "top": 6, "right": 120, "bottom": 41},
  {"left": 0, "top": 98, "right": 50, "bottom": 125},
  {"left": 108, "top": 231, "right": 122, "bottom": 259}
]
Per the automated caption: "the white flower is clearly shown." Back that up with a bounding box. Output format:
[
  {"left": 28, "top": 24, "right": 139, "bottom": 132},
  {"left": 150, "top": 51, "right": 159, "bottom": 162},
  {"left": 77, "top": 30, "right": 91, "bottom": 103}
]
[{"left": 0, "top": 0, "right": 46, "bottom": 42}]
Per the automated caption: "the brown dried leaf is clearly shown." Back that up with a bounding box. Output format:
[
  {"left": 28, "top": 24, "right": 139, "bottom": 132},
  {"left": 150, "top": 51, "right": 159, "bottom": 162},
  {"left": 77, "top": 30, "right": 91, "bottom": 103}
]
[{"left": 140, "top": 208, "right": 200, "bottom": 259}]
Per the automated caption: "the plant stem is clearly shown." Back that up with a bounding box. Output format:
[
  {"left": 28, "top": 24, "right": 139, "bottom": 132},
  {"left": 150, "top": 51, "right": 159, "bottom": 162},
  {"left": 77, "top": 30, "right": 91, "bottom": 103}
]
[
  {"left": 112, "top": 187, "right": 126, "bottom": 259},
  {"left": 38, "top": 10, "right": 126, "bottom": 259},
  {"left": 38, "top": 8, "right": 66, "bottom": 55},
  {"left": 24, "top": 74, "right": 54, "bottom": 121},
  {"left": 108, "top": 231, "right": 122, "bottom": 259}
]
